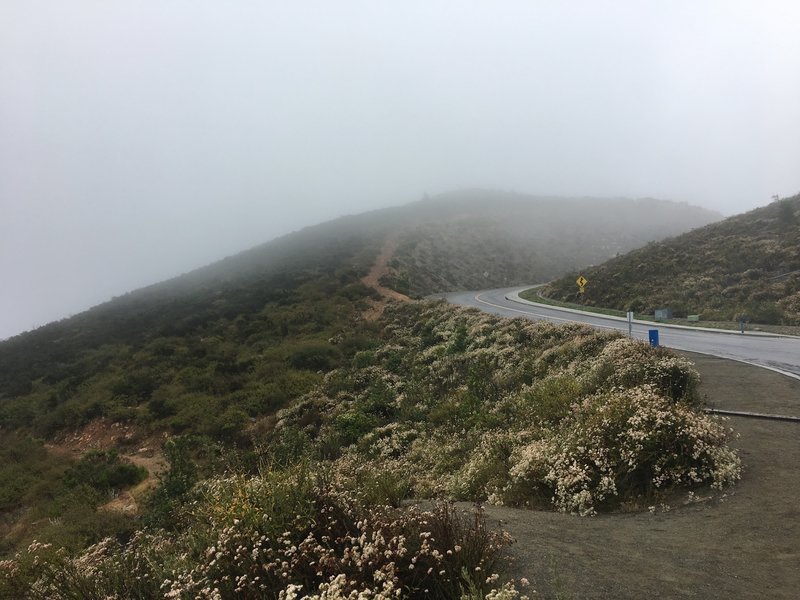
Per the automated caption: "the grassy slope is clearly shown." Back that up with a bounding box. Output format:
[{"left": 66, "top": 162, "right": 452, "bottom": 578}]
[
  {"left": 0, "top": 228, "right": 384, "bottom": 436},
  {"left": 0, "top": 224, "right": 386, "bottom": 553},
  {"left": 543, "top": 194, "right": 800, "bottom": 324}
]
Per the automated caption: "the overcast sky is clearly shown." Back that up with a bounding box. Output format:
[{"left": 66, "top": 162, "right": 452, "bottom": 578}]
[{"left": 1, "top": 1, "right": 799, "bottom": 340}]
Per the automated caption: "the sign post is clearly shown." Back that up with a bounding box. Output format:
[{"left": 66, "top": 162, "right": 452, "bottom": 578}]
[
  {"left": 627, "top": 311, "right": 633, "bottom": 338},
  {"left": 576, "top": 275, "right": 588, "bottom": 295}
]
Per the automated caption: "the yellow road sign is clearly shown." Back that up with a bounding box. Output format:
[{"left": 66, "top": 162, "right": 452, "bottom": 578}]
[{"left": 576, "top": 275, "right": 588, "bottom": 287}]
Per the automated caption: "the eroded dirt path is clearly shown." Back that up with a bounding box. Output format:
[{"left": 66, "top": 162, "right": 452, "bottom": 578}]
[
  {"left": 45, "top": 419, "right": 167, "bottom": 516},
  {"left": 102, "top": 451, "right": 167, "bottom": 515},
  {"left": 488, "top": 352, "right": 800, "bottom": 599},
  {"left": 361, "top": 236, "right": 410, "bottom": 319}
]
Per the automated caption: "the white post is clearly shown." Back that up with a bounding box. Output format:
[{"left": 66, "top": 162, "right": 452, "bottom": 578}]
[{"left": 627, "top": 311, "right": 633, "bottom": 338}]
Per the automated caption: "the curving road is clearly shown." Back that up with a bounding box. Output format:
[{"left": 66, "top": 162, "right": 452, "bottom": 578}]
[{"left": 443, "top": 286, "right": 800, "bottom": 380}]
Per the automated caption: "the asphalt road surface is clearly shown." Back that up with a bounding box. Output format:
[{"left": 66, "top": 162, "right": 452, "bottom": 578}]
[{"left": 442, "top": 287, "right": 800, "bottom": 380}]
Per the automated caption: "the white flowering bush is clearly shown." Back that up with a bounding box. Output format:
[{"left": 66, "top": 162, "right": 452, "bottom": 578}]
[
  {"left": 2, "top": 465, "right": 514, "bottom": 599},
  {"left": 2, "top": 301, "right": 741, "bottom": 597},
  {"left": 268, "top": 302, "right": 740, "bottom": 514},
  {"left": 581, "top": 338, "right": 701, "bottom": 402},
  {"left": 0, "top": 535, "right": 179, "bottom": 600},
  {"left": 504, "top": 385, "right": 739, "bottom": 515}
]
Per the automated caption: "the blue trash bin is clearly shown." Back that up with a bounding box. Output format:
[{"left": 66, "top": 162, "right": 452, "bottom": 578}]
[{"left": 648, "top": 329, "right": 659, "bottom": 347}]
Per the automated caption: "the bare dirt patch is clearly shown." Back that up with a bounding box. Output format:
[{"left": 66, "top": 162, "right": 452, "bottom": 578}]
[
  {"left": 102, "top": 452, "right": 167, "bottom": 516},
  {"left": 486, "top": 353, "right": 800, "bottom": 599},
  {"left": 45, "top": 419, "right": 168, "bottom": 516},
  {"left": 44, "top": 419, "right": 141, "bottom": 457},
  {"left": 361, "top": 236, "right": 410, "bottom": 320}
]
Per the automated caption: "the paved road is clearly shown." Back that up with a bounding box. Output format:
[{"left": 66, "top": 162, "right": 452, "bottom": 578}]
[{"left": 443, "top": 286, "right": 800, "bottom": 380}]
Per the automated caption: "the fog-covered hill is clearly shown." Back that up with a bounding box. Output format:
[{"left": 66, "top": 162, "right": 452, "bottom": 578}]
[
  {"left": 0, "top": 189, "right": 719, "bottom": 561},
  {"left": 543, "top": 194, "right": 800, "bottom": 324},
  {"left": 0, "top": 190, "right": 718, "bottom": 404},
  {"left": 381, "top": 190, "right": 719, "bottom": 296}
]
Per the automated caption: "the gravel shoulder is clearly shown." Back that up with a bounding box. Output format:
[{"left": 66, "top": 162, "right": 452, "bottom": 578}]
[{"left": 485, "top": 352, "right": 800, "bottom": 599}]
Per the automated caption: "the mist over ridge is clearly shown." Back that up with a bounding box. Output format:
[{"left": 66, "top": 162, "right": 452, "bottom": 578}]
[
  {"left": 544, "top": 192, "right": 800, "bottom": 325},
  {"left": 0, "top": 189, "right": 718, "bottom": 344},
  {"left": 2, "top": 4, "right": 800, "bottom": 591},
  {"left": 2, "top": 1, "right": 799, "bottom": 339}
]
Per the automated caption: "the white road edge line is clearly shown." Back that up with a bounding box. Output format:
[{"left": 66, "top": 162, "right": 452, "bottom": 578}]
[
  {"left": 470, "top": 290, "right": 800, "bottom": 383},
  {"left": 473, "top": 292, "right": 620, "bottom": 331},
  {"left": 506, "top": 288, "right": 795, "bottom": 338}
]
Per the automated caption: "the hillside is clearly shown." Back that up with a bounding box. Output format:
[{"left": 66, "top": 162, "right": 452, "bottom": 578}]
[
  {"left": 1, "top": 302, "right": 741, "bottom": 598},
  {"left": 0, "top": 191, "right": 718, "bottom": 434},
  {"left": 0, "top": 190, "right": 718, "bottom": 567},
  {"left": 0, "top": 225, "right": 385, "bottom": 556},
  {"left": 380, "top": 190, "right": 719, "bottom": 296},
  {"left": 0, "top": 191, "right": 716, "bottom": 404},
  {"left": 543, "top": 194, "right": 800, "bottom": 324}
]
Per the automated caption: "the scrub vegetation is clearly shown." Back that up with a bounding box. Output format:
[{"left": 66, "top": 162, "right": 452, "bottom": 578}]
[
  {"left": 0, "top": 303, "right": 740, "bottom": 599},
  {"left": 377, "top": 191, "right": 718, "bottom": 296},
  {"left": 0, "top": 225, "right": 386, "bottom": 561},
  {"left": 267, "top": 303, "right": 739, "bottom": 517},
  {"left": 544, "top": 194, "right": 800, "bottom": 325},
  {"left": 0, "top": 192, "right": 733, "bottom": 598}
]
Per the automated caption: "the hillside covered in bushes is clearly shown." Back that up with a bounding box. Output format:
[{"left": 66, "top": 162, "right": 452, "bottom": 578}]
[
  {"left": 0, "top": 192, "right": 714, "bottom": 546},
  {"left": 0, "top": 191, "right": 731, "bottom": 597},
  {"left": 378, "top": 191, "right": 718, "bottom": 296},
  {"left": 543, "top": 194, "right": 800, "bottom": 324},
  {"left": 1, "top": 302, "right": 740, "bottom": 598},
  {"left": 0, "top": 191, "right": 716, "bottom": 410}
]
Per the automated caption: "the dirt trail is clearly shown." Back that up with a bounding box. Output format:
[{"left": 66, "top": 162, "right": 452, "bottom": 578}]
[
  {"left": 488, "top": 352, "right": 800, "bottom": 599},
  {"left": 361, "top": 236, "right": 410, "bottom": 319},
  {"left": 102, "top": 452, "right": 167, "bottom": 515},
  {"left": 44, "top": 419, "right": 167, "bottom": 516}
]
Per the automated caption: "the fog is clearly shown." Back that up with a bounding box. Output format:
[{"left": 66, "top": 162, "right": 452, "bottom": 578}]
[{"left": 1, "top": 1, "right": 799, "bottom": 340}]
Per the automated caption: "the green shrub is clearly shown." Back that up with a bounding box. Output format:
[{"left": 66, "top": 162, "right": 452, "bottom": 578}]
[
  {"left": 333, "top": 410, "right": 379, "bottom": 447},
  {"left": 353, "top": 465, "right": 412, "bottom": 508},
  {"left": 520, "top": 374, "right": 582, "bottom": 426},
  {"left": 447, "top": 324, "right": 469, "bottom": 354},
  {"left": 63, "top": 450, "right": 146, "bottom": 495},
  {"left": 352, "top": 349, "right": 376, "bottom": 369},
  {"left": 145, "top": 437, "right": 199, "bottom": 529},
  {"left": 0, "top": 434, "right": 71, "bottom": 515},
  {"left": 288, "top": 342, "right": 341, "bottom": 370},
  {"left": 263, "top": 425, "right": 314, "bottom": 466},
  {"left": 210, "top": 406, "right": 250, "bottom": 442}
]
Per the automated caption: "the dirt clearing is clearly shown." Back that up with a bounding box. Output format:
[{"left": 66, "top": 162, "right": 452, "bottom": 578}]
[
  {"left": 361, "top": 236, "right": 410, "bottom": 320},
  {"left": 486, "top": 352, "right": 800, "bottom": 599},
  {"left": 44, "top": 419, "right": 168, "bottom": 516}
]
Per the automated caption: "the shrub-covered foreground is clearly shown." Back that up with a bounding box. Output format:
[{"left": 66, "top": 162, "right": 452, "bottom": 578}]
[
  {"left": 272, "top": 302, "right": 740, "bottom": 516},
  {"left": 1, "top": 464, "right": 527, "bottom": 599},
  {"left": 1, "top": 302, "right": 740, "bottom": 598}
]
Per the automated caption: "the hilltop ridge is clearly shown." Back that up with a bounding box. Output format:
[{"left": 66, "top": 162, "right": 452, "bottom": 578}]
[{"left": 0, "top": 190, "right": 718, "bottom": 401}]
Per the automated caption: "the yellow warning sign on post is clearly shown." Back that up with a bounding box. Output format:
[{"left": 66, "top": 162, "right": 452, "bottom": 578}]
[{"left": 576, "top": 275, "right": 588, "bottom": 294}]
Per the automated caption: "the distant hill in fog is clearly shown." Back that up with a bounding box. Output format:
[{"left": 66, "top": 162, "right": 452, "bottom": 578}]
[
  {"left": 0, "top": 190, "right": 719, "bottom": 398},
  {"left": 379, "top": 189, "right": 719, "bottom": 296},
  {"left": 543, "top": 193, "right": 800, "bottom": 325}
]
